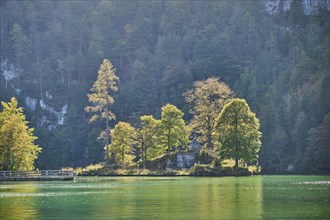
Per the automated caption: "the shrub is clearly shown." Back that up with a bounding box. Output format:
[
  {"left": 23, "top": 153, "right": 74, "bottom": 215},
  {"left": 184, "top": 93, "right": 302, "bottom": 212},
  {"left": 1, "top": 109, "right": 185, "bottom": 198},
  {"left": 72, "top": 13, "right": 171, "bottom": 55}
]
[
  {"left": 190, "top": 164, "right": 251, "bottom": 176},
  {"left": 196, "top": 150, "right": 215, "bottom": 164},
  {"left": 190, "top": 164, "right": 214, "bottom": 176},
  {"left": 231, "top": 167, "right": 251, "bottom": 176}
]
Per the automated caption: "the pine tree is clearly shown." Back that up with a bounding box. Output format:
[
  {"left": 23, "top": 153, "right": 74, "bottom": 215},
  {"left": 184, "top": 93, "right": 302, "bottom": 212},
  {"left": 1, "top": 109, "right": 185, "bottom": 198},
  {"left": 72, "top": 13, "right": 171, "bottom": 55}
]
[
  {"left": 305, "top": 114, "right": 330, "bottom": 173},
  {"left": 10, "top": 23, "right": 30, "bottom": 64},
  {"left": 85, "top": 59, "right": 119, "bottom": 160}
]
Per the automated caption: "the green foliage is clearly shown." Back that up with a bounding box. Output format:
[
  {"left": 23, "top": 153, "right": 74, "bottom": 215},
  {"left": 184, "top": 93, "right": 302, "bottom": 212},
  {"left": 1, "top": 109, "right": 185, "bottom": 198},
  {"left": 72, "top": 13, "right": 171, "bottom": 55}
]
[
  {"left": 85, "top": 59, "right": 119, "bottom": 123},
  {"left": 196, "top": 150, "right": 215, "bottom": 165},
  {"left": 135, "top": 115, "right": 161, "bottom": 169},
  {"left": 190, "top": 164, "right": 251, "bottom": 176},
  {"left": 158, "top": 104, "right": 189, "bottom": 153},
  {"left": 305, "top": 114, "right": 330, "bottom": 173},
  {"left": 85, "top": 59, "right": 119, "bottom": 159},
  {"left": 0, "top": 97, "right": 41, "bottom": 170},
  {"left": 10, "top": 23, "right": 30, "bottom": 64},
  {"left": 109, "top": 103, "right": 189, "bottom": 169},
  {"left": 214, "top": 98, "right": 262, "bottom": 168},
  {"left": 0, "top": 1, "right": 329, "bottom": 173},
  {"left": 184, "top": 77, "right": 233, "bottom": 149},
  {"left": 109, "top": 121, "right": 136, "bottom": 164}
]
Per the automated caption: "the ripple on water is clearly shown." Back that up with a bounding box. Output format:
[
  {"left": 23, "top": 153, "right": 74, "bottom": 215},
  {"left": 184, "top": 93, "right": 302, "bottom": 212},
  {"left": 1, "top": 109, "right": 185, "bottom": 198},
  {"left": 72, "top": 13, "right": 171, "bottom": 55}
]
[
  {"left": 0, "top": 190, "right": 130, "bottom": 198},
  {"left": 297, "top": 181, "right": 330, "bottom": 185}
]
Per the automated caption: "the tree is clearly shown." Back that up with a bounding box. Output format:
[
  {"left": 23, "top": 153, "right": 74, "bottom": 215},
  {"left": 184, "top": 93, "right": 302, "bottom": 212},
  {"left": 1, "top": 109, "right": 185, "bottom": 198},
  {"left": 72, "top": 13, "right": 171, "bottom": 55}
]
[
  {"left": 184, "top": 77, "right": 233, "bottom": 150},
  {"left": 158, "top": 104, "right": 189, "bottom": 153},
  {"left": 305, "top": 113, "right": 330, "bottom": 173},
  {"left": 109, "top": 122, "right": 136, "bottom": 164},
  {"left": 10, "top": 23, "right": 30, "bottom": 64},
  {"left": 0, "top": 97, "right": 41, "bottom": 170},
  {"left": 135, "top": 115, "right": 160, "bottom": 169},
  {"left": 85, "top": 59, "right": 119, "bottom": 160},
  {"left": 214, "top": 98, "right": 261, "bottom": 168}
]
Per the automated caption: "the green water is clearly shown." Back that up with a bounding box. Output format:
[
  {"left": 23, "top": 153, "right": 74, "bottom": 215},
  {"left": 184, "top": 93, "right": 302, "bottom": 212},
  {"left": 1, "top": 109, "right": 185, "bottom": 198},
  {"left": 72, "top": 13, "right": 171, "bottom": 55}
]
[{"left": 0, "top": 176, "right": 329, "bottom": 220}]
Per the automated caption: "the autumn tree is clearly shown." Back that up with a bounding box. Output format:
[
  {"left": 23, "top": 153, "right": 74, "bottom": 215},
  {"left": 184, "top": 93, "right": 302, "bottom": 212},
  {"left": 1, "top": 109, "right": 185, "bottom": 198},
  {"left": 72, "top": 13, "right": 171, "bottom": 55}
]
[
  {"left": 85, "top": 59, "right": 119, "bottom": 160},
  {"left": 135, "top": 115, "right": 160, "bottom": 169},
  {"left": 158, "top": 104, "right": 189, "bottom": 153},
  {"left": 0, "top": 97, "right": 41, "bottom": 170},
  {"left": 109, "top": 122, "right": 136, "bottom": 164},
  {"left": 214, "top": 98, "right": 261, "bottom": 168},
  {"left": 184, "top": 77, "right": 233, "bottom": 150}
]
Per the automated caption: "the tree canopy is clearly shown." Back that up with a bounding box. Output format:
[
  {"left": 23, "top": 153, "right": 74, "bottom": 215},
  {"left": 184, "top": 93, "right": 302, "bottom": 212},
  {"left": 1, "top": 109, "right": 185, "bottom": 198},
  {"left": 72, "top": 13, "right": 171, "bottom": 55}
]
[
  {"left": 85, "top": 59, "right": 119, "bottom": 160},
  {"left": 214, "top": 98, "right": 261, "bottom": 168},
  {"left": 0, "top": 97, "right": 41, "bottom": 170},
  {"left": 135, "top": 115, "right": 160, "bottom": 169},
  {"left": 184, "top": 77, "right": 233, "bottom": 150},
  {"left": 158, "top": 104, "right": 189, "bottom": 153},
  {"left": 109, "top": 121, "right": 136, "bottom": 164},
  {"left": 0, "top": 1, "right": 328, "bottom": 172}
]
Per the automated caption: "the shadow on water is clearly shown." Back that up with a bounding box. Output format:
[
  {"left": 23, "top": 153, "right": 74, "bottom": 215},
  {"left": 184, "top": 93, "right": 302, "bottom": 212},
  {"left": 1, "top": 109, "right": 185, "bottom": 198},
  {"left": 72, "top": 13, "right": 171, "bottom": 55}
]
[{"left": 0, "top": 183, "right": 39, "bottom": 220}]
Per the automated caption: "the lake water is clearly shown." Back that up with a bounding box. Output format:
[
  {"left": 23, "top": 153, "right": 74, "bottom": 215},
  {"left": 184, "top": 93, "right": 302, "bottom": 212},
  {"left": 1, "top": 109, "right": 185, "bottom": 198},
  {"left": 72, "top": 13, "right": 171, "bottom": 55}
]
[{"left": 0, "top": 175, "right": 329, "bottom": 219}]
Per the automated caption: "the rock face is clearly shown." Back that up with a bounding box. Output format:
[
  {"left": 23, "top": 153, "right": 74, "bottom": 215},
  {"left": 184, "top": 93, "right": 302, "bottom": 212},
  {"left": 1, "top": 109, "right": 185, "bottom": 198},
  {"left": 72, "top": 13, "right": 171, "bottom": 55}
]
[
  {"left": 1, "top": 60, "right": 68, "bottom": 130},
  {"left": 265, "top": 0, "right": 330, "bottom": 15},
  {"left": 177, "top": 152, "right": 195, "bottom": 169}
]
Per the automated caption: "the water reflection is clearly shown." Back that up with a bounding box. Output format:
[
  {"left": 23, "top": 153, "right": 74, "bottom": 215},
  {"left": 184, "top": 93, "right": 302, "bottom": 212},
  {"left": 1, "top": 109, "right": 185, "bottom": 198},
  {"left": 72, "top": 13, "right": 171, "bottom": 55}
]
[
  {"left": 1, "top": 176, "right": 328, "bottom": 219},
  {"left": 0, "top": 183, "right": 39, "bottom": 220},
  {"left": 81, "top": 176, "right": 263, "bottom": 219},
  {"left": 188, "top": 177, "right": 263, "bottom": 219}
]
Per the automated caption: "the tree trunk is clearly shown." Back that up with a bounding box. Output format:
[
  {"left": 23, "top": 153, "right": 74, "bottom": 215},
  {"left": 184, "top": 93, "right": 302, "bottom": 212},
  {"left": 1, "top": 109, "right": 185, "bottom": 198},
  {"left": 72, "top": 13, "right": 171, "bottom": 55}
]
[
  {"left": 234, "top": 111, "right": 238, "bottom": 168},
  {"left": 122, "top": 145, "right": 125, "bottom": 164},
  {"left": 235, "top": 157, "right": 238, "bottom": 169},
  {"left": 105, "top": 105, "right": 109, "bottom": 160},
  {"left": 142, "top": 142, "right": 146, "bottom": 170},
  {"left": 206, "top": 116, "right": 214, "bottom": 150},
  {"left": 207, "top": 130, "right": 213, "bottom": 150},
  {"left": 167, "top": 128, "right": 171, "bottom": 152},
  {"left": 39, "top": 67, "right": 43, "bottom": 98}
]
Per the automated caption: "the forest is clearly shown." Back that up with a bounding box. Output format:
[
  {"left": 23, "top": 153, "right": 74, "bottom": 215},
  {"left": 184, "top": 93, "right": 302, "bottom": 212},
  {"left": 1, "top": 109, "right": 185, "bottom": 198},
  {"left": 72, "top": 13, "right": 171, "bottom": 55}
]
[{"left": 0, "top": 0, "right": 329, "bottom": 173}]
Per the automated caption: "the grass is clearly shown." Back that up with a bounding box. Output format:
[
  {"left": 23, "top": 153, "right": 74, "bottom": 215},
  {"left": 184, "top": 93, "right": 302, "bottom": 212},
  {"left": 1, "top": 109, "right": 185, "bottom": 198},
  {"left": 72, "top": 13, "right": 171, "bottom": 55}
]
[{"left": 70, "top": 158, "right": 261, "bottom": 177}]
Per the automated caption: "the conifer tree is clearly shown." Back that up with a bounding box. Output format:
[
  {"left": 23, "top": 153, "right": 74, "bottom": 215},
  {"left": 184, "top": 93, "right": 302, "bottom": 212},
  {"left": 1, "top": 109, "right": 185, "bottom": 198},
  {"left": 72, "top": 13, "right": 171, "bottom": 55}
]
[
  {"left": 0, "top": 97, "right": 41, "bottom": 170},
  {"left": 85, "top": 59, "right": 119, "bottom": 160},
  {"left": 10, "top": 23, "right": 30, "bottom": 64}
]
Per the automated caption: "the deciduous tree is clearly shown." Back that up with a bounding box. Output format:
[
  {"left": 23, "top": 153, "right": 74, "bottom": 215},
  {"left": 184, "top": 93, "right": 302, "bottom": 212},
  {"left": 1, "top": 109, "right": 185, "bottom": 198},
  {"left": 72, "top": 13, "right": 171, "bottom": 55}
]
[
  {"left": 214, "top": 98, "right": 261, "bottom": 168},
  {"left": 109, "top": 122, "right": 136, "bottom": 164},
  {"left": 184, "top": 77, "right": 233, "bottom": 150},
  {"left": 158, "top": 104, "right": 189, "bottom": 153},
  {"left": 135, "top": 115, "right": 160, "bottom": 169}
]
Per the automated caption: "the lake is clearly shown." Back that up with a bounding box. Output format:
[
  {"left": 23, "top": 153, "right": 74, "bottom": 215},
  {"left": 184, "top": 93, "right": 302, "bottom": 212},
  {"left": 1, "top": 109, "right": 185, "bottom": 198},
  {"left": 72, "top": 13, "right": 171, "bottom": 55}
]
[{"left": 0, "top": 175, "right": 329, "bottom": 219}]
